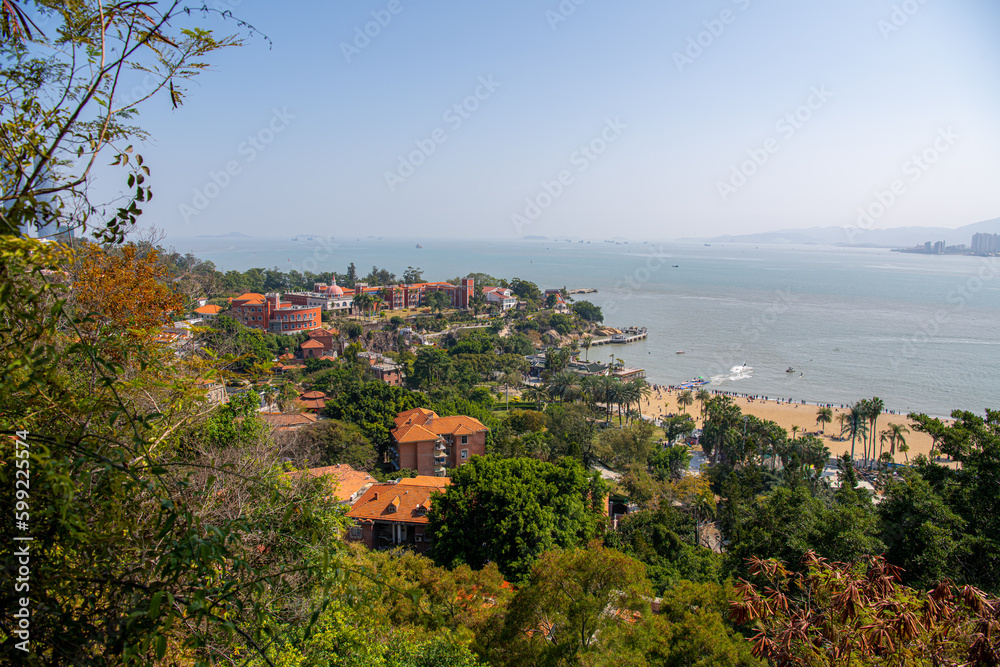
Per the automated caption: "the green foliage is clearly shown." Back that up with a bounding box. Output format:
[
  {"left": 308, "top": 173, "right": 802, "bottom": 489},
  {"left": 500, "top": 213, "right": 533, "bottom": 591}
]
[
  {"left": 323, "top": 381, "right": 424, "bottom": 458},
  {"left": 572, "top": 300, "right": 603, "bottom": 323},
  {"left": 428, "top": 456, "right": 607, "bottom": 581},
  {"left": 490, "top": 543, "right": 651, "bottom": 666},
  {"left": 723, "top": 484, "right": 884, "bottom": 576},
  {"left": 199, "top": 390, "right": 267, "bottom": 447},
  {"left": 649, "top": 445, "right": 694, "bottom": 481},
  {"left": 301, "top": 419, "right": 378, "bottom": 471},
  {"left": 608, "top": 507, "right": 722, "bottom": 593},
  {"left": 509, "top": 278, "right": 541, "bottom": 303},
  {"left": 596, "top": 421, "right": 656, "bottom": 470},
  {"left": 544, "top": 403, "right": 598, "bottom": 463},
  {"left": 505, "top": 409, "right": 547, "bottom": 434}
]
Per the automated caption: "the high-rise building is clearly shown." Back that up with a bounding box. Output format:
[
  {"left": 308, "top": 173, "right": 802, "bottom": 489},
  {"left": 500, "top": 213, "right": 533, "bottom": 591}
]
[{"left": 971, "top": 233, "right": 1000, "bottom": 255}]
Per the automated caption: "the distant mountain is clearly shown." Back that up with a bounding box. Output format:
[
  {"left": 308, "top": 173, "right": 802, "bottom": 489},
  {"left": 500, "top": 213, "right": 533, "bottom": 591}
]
[
  {"left": 704, "top": 217, "right": 1000, "bottom": 247},
  {"left": 196, "top": 231, "right": 251, "bottom": 238}
]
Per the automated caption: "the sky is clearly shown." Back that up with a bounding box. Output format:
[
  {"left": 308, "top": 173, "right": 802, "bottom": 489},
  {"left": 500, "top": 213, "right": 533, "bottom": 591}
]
[{"left": 85, "top": 0, "right": 1000, "bottom": 240}]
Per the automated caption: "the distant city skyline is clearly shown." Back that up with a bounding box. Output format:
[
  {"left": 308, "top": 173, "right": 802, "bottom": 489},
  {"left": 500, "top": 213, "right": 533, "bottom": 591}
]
[{"left": 76, "top": 0, "right": 999, "bottom": 241}]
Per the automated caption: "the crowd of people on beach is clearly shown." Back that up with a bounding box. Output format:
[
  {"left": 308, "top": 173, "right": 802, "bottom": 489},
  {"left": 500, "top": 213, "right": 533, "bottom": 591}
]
[{"left": 644, "top": 384, "right": 906, "bottom": 416}]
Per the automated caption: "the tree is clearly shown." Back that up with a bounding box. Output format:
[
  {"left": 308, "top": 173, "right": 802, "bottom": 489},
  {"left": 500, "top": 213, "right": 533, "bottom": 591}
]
[
  {"left": 297, "top": 419, "right": 377, "bottom": 471},
  {"left": 410, "top": 347, "right": 453, "bottom": 390},
  {"left": 815, "top": 406, "right": 833, "bottom": 433},
  {"left": 731, "top": 551, "right": 1000, "bottom": 667},
  {"left": 572, "top": 300, "right": 603, "bottom": 323},
  {"left": 509, "top": 277, "right": 542, "bottom": 303},
  {"left": 428, "top": 456, "right": 606, "bottom": 581},
  {"left": 660, "top": 414, "right": 696, "bottom": 444},
  {"left": 353, "top": 291, "right": 375, "bottom": 318},
  {"left": 425, "top": 290, "right": 451, "bottom": 314},
  {"left": 650, "top": 445, "right": 694, "bottom": 481},
  {"left": 402, "top": 266, "right": 424, "bottom": 283},
  {"left": 596, "top": 420, "right": 655, "bottom": 470},
  {"left": 880, "top": 421, "right": 910, "bottom": 462},
  {"left": 492, "top": 543, "right": 651, "bottom": 665},
  {"left": 676, "top": 390, "right": 695, "bottom": 415},
  {"left": 581, "top": 335, "right": 593, "bottom": 361},
  {"left": 909, "top": 409, "right": 1000, "bottom": 591}
]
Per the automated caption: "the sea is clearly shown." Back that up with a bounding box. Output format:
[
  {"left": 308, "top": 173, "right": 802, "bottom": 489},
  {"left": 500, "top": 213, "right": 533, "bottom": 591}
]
[{"left": 171, "top": 236, "right": 1000, "bottom": 419}]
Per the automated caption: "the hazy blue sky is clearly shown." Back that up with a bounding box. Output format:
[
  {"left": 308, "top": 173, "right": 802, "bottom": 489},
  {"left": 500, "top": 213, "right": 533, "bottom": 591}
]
[{"left": 95, "top": 0, "right": 1000, "bottom": 240}]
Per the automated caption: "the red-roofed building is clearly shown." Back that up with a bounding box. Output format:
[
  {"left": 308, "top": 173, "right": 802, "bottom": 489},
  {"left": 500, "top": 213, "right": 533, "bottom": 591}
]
[
  {"left": 391, "top": 409, "right": 488, "bottom": 476},
  {"left": 230, "top": 292, "right": 321, "bottom": 335},
  {"left": 300, "top": 338, "right": 325, "bottom": 358},
  {"left": 285, "top": 463, "right": 376, "bottom": 504},
  {"left": 351, "top": 278, "right": 476, "bottom": 311},
  {"left": 296, "top": 390, "right": 327, "bottom": 412},
  {"left": 345, "top": 476, "right": 450, "bottom": 551},
  {"left": 482, "top": 286, "right": 517, "bottom": 310},
  {"left": 260, "top": 412, "right": 318, "bottom": 431},
  {"left": 193, "top": 304, "right": 224, "bottom": 319}
]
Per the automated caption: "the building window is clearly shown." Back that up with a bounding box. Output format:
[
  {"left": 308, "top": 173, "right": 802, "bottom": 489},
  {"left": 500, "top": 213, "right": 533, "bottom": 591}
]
[
  {"left": 349, "top": 525, "right": 362, "bottom": 539},
  {"left": 461, "top": 435, "right": 468, "bottom": 445},
  {"left": 461, "top": 449, "right": 469, "bottom": 460},
  {"left": 283, "top": 324, "right": 287, "bottom": 330}
]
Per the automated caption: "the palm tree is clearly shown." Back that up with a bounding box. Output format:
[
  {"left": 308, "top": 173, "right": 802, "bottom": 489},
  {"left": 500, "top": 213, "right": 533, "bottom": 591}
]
[
  {"left": 353, "top": 292, "right": 374, "bottom": 319},
  {"left": 867, "top": 397, "right": 885, "bottom": 469},
  {"left": 501, "top": 371, "right": 521, "bottom": 410},
  {"left": 847, "top": 402, "right": 865, "bottom": 463},
  {"left": 581, "top": 336, "right": 593, "bottom": 361},
  {"left": 695, "top": 388, "right": 711, "bottom": 422},
  {"left": 624, "top": 377, "right": 651, "bottom": 425},
  {"left": 522, "top": 385, "right": 547, "bottom": 411},
  {"left": 677, "top": 390, "right": 694, "bottom": 415},
  {"left": 791, "top": 425, "right": 800, "bottom": 441},
  {"left": 548, "top": 370, "right": 581, "bottom": 404},
  {"left": 815, "top": 406, "right": 833, "bottom": 434},
  {"left": 881, "top": 422, "right": 910, "bottom": 463}
]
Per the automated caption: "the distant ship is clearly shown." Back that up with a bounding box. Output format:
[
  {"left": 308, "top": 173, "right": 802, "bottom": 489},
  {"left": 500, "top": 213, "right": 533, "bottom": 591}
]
[
  {"left": 786, "top": 367, "right": 794, "bottom": 373},
  {"left": 416, "top": 243, "right": 423, "bottom": 249}
]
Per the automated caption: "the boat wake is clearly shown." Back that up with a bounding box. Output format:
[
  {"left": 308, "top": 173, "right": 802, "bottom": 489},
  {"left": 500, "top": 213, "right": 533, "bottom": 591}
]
[{"left": 710, "top": 365, "right": 753, "bottom": 385}]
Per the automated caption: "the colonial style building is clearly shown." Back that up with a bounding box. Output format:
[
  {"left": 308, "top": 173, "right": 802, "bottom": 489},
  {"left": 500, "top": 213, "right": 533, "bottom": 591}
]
[
  {"left": 229, "top": 292, "right": 321, "bottom": 334},
  {"left": 390, "top": 408, "right": 488, "bottom": 476},
  {"left": 345, "top": 476, "right": 450, "bottom": 552}
]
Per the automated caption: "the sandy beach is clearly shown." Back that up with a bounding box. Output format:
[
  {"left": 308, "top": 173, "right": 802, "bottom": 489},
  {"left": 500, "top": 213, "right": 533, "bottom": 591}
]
[{"left": 640, "top": 388, "right": 948, "bottom": 464}]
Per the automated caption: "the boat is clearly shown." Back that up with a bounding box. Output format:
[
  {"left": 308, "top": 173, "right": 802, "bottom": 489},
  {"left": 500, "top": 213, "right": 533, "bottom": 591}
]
[
  {"left": 672, "top": 264, "right": 679, "bottom": 268},
  {"left": 676, "top": 351, "right": 684, "bottom": 354},
  {"left": 415, "top": 243, "right": 423, "bottom": 249},
  {"left": 786, "top": 367, "right": 794, "bottom": 373}
]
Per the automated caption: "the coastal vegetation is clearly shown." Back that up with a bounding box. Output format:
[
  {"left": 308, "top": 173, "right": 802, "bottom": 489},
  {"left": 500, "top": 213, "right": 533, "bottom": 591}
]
[{"left": 2, "top": 3, "right": 997, "bottom": 665}]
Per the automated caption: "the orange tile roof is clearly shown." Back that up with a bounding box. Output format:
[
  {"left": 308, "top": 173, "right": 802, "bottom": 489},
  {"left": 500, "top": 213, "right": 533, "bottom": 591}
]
[
  {"left": 233, "top": 292, "right": 265, "bottom": 304},
  {"left": 286, "top": 464, "right": 376, "bottom": 502},
  {"left": 300, "top": 390, "right": 326, "bottom": 399},
  {"left": 396, "top": 476, "right": 451, "bottom": 488},
  {"left": 260, "top": 413, "right": 318, "bottom": 429},
  {"left": 393, "top": 422, "right": 441, "bottom": 444},
  {"left": 309, "top": 328, "right": 338, "bottom": 337},
  {"left": 347, "top": 481, "right": 447, "bottom": 524},
  {"left": 300, "top": 339, "right": 324, "bottom": 349},
  {"left": 426, "top": 415, "right": 487, "bottom": 436},
  {"left": 296, "top": 398, "right": 326, "bottom": 410},
  {"left": 194, "top": 304, "right": 223, "bottom": 314},
  {"left": 393, "top": 407, "right": 437, "bottom": 429}
]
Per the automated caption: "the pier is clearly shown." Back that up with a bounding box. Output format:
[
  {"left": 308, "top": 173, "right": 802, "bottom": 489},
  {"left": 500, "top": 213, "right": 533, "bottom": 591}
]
[{"left": 591, "top": 326, "right": 648, "bottom": 346}]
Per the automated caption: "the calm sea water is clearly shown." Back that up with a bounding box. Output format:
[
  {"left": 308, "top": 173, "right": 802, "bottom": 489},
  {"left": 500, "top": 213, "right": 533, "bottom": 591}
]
[{"left": 172, "top": 236, "right": 1000, "bottom": 418}]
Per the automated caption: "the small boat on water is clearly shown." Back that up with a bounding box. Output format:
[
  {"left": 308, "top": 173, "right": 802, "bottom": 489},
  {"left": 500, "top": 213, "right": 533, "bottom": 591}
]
[
  {"left": 676, "top": 351, "right": 685, "bottom": 354},
  {"left": 416, "top": 243, "right": 423, "bottom": 249},
  {"left": 786, "top": 367, "right": 794, "bottom": 373}
]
